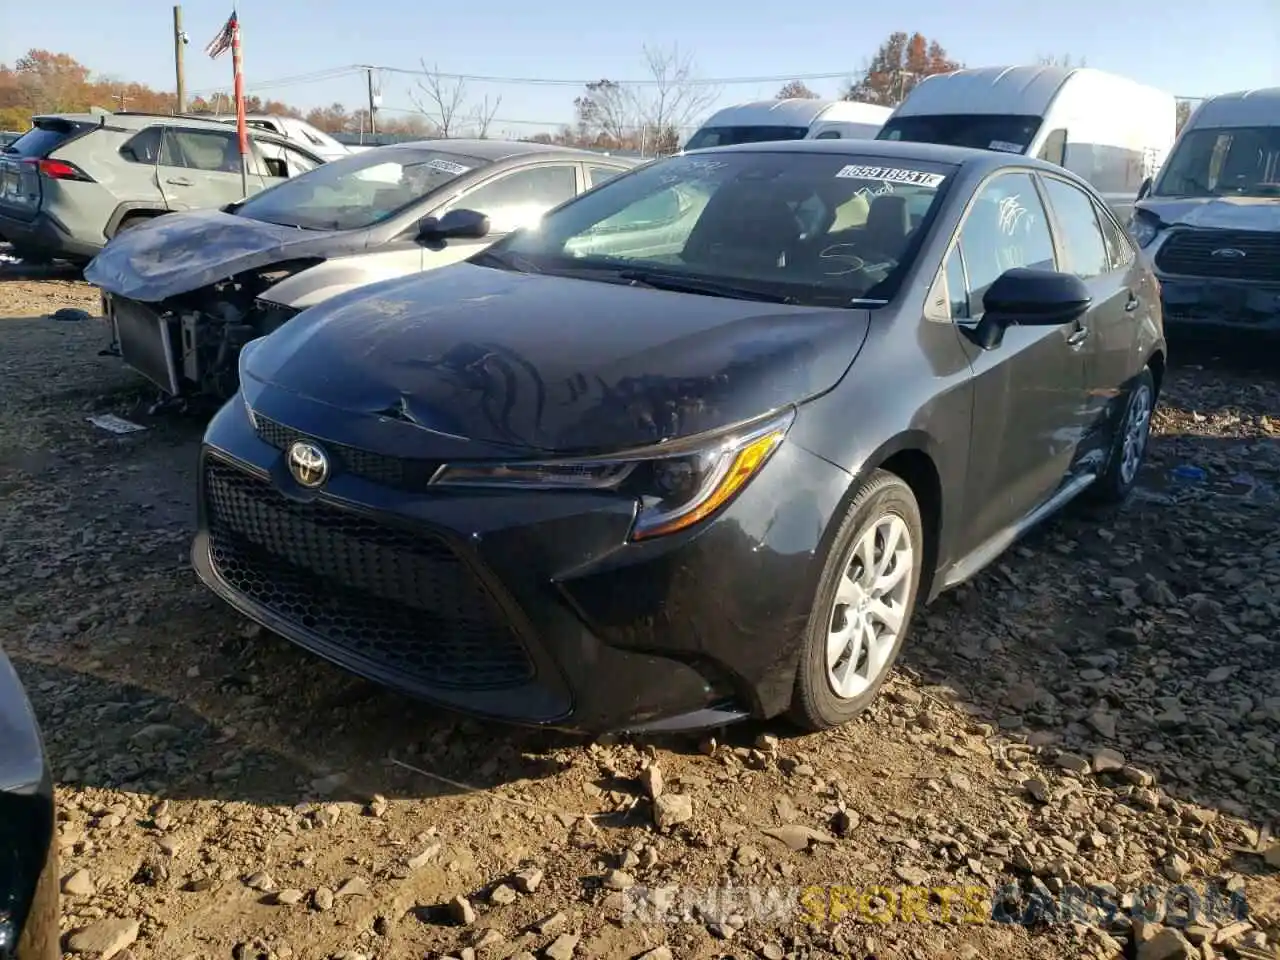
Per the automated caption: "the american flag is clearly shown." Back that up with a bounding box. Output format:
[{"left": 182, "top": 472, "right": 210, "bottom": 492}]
[{"left": 204, "top": 12, "right": 237, "bottom": 60}]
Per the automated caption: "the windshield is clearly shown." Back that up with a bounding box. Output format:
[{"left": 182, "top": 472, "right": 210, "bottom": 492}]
[
  {"left": 878, "top": 114, "right": 1043, "bottom": 155},
  {"left": 234, "top": 147, "right": 489, "bottom": 231},
  {"left": 683, "top": 126, "right": 811, "bottom": 150},
  {"left": 1152, "top": 126, "right": 1280, "bottom": 199},
  {"left": 485, "top": 151, "right": 953, "bottom": 308}
]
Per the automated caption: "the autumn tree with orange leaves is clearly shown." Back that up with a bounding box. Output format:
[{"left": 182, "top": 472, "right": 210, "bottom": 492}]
[
  {"left": 845, "top": 32, "right": 961, "bottom": 107},
  {"left": 0, "top": 49, "right": 429, "bottom": 135}
]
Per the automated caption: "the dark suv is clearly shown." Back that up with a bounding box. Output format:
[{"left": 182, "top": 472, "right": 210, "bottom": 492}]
[{"left": 0, "top": 111, "right": 325, "bottom": 264}]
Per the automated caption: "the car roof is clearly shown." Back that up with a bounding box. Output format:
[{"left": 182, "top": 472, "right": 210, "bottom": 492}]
[
  {"left": 682, "top": 136, "right": 1064, "bottom": 174},
  {"left": 31, "top": 111, "right": 295, "bottom": 142},
  {"left": 374, "top": 138, "right": 637, "bottom": 164}
]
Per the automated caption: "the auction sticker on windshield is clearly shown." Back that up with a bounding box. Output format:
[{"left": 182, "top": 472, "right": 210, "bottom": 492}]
[
  {"left": 835, "top": 165, "right": 945, "bottom": 188},
  {"left": 425, "top": 158, "right": 472, "bottom": 176}
]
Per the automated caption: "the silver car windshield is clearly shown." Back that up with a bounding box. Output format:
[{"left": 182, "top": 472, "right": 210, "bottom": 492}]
[{"left": 235, "top": 147, "right": 490, "bottom": 231}]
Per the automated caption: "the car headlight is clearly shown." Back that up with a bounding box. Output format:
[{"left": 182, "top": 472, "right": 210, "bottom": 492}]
[
  {"left": 430, "top": 409, "right": 796, "bottom": 540},
  {"left": 1128, "top": 214, "right": 1159, "bottom": 248}
]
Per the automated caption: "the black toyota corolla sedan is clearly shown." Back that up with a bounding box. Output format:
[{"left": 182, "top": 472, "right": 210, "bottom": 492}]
[
  {"left": 0, "top": 648, "right": 59, "bottom": 960},
  {"left": 193, "top": 139, "right": 1165, "bottom": 734}
]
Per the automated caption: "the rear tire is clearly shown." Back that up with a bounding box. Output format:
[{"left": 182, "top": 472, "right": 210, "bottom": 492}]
[
  {"left": 113, "top": 214, "right": 156, "bottom": 236},
  {"left": 788, "top": 470, "right": 924, "bottom": 732},
  {"left": 1087, "top": 365, "right": 1155, "bottom": 506}
]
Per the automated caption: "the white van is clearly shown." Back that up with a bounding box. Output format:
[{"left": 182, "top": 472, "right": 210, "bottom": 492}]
[
  {"left": 1130, "top": 86, "right": 1280, "bottom": 335},
  {"left": 684, "top": 99, "right": 893, "bottom": 150},
  {"left": 876, "top": 66, "right": 1176, "bottom": 222}
]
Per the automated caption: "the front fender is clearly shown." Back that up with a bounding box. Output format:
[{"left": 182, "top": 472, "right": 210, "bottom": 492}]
[{"left": 263, "top": 251, "right": 428, "bottom": 310}]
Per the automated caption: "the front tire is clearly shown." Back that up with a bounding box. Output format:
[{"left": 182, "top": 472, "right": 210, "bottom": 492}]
[
  {"left": 1087, "top": 365, "right": 1155, "bottom": 506},
  {"left": 789, "top": 469, "right": 924, "bottom": 731}
]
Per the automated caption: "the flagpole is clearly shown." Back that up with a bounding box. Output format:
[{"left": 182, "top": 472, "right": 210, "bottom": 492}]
[{"left": 230, "top": 11, "right": 248, "bottom": 197}]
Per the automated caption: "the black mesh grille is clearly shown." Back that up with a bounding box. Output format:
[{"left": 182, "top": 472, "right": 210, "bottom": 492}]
[
  {"left": 204, "top": 457, "right": 534, "bottom": 690},
  {"left": 253, "top": 415, "right": 441, "bottom": 491},
  {"left": 1155, "top": 229, "right": 1280, "bottom": 282}
]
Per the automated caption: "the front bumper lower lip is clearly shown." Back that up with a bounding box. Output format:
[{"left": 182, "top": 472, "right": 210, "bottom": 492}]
[{"left": 192, "top": 522, "right": 750, "bottom": 734}]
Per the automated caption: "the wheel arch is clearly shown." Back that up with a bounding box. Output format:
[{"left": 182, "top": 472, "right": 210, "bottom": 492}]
[
  {"left": 104, "top": 203, "right": 166, "bottom": 240},
  {"left": 825, "top": 430, "right": 947, "bottom": 606},
  {"left": 1146, "top": 347, "right": 1166, "bottom": 399}
]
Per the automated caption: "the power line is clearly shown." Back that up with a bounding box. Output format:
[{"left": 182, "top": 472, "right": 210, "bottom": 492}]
[
  {"left": 188, "top": 61, "right": 856, "bottom": 94},
  {"left": 376, "top": 104, "right": 702, "bottom": 131},
  {"left": 362, "top": 63, "right": 855, "bottom": 87},
  {"left": 185, "top": 65, "right": 362, "bottom": 97}
]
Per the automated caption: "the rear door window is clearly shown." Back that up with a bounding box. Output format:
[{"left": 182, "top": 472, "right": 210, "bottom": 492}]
[
  {"left": 120, "top": 127, "right": 163, "bottom": 164},
  {"left": 1042, "top": 176, "right": 1110, "bottom": 278}
]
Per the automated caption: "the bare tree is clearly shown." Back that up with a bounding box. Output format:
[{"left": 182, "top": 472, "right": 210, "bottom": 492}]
[
  {"left": 776, "top": 80, "right": 819, "bottom": 100},
  {"left": 635, "top": 44, "right": 719, "bottom": 154},
  {"left": 410, "top": 61, "right": 468, "bottom": 138},
  {"left": 574, "top": 80, "right": 636, "bottom": 147},
  {"left": 470, "top": 94, "right": 502, "bottom": 139}
]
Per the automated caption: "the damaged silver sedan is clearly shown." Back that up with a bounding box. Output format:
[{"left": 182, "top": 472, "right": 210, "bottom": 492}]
[{"left": 84, "top": 139, "right": 635, "bottom": 403}]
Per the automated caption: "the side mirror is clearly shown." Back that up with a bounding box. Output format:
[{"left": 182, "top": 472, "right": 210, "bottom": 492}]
[
  {"left": 418, "top": 208, "right": 490, "bottom": 242},
  {"left": 1137, "top": 177, "right": 1152, "bottom": 201},
  {"left": 968, "top": 268, "right": 1092, "bottom": 350}
]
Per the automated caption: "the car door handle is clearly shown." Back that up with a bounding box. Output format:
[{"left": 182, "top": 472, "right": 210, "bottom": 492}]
[
  {"left": 1125, "top": 292, "right": 1140, "bottom": 312},
  {"left": 165, "top": 177, "right": 194, "bottom": 187},
  {"left": 1066, "top": 327, "right": 1090, "bottom": 347}
]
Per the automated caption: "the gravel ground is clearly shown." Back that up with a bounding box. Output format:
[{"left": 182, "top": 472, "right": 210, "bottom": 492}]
[{"left": 1, "top": 253, "right": 1278, "bottom": 960}]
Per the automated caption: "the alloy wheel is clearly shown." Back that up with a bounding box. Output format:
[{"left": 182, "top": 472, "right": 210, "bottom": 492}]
[
  {"left": 826, "top": 513, "right": 914, "bottom": 700},
  {"left": 1119, "top": 383, "right": 1153, "bottom": 486}
]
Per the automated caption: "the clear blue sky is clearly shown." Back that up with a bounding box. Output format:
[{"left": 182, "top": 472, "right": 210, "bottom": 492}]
[{"left": 3, "top": 0, "right": 1278, "bottom": 137}]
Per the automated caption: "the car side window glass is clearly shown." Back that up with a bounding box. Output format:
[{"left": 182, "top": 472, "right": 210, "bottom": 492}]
[
  {"left": 120, "top": 127, "right": 162, "bottom": 164},
  {"left": 586, "top": 165, "right": 624, "bottom": 188},
  {"left": 814, "top": 130, "right": 842, "bottom": 139},
  {"left": 261, "top": 144, "right": 321, "bottom": 179},
  {"left": 1094, "top": 201, "right": 1135, "bottom": 271},
  {"left": 944, "top": 246, "right": 970, "bottom": 321},
  {"left": 956, "top": 172, "right": 1056, "bottom": 318},
  {"left": 163, "top": 128, "right": 243, "bottom": 174},
  {"left": 1043, "top": 177, "right": 1111, "bottom": 279},
  {"left": 454, "top": 165, "right": 578, "bottom": 233}
]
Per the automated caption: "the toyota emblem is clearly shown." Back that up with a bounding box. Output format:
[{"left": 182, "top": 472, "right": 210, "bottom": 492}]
[{"left": 287, "top": 440, "right": 330, "bottom": 488}]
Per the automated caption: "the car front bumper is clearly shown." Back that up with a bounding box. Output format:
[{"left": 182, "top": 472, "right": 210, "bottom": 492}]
[
  {"left": 193, "top": 390, "right": 852, "bottom": 733},
  {"left": 1156, "top": 275, "right": 1280, "bottom": 334}
]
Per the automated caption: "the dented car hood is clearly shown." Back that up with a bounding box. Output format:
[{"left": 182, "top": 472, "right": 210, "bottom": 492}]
[
  {"left": 1137, "top": 194, "right": 1280, "bottom": 232},
  {"left": 241, "top": 263, "right": 872, "bottom": 453},
  {"left": 83, "top": 209, "right": 363, "bottom": 302}
]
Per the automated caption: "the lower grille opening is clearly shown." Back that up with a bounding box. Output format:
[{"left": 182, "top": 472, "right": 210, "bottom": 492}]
[{"left": 204, "top": 457, "right": 533, "bottom": 690}]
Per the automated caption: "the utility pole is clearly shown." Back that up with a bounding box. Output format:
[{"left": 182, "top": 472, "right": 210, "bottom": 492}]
[
  {"left": 115, "top": 89, "right": 129, "bottom": 111},
  {"left": 366, "top": 68, "right": 378, "bottom": 139},
  {"left": 173, "top": 5, "right": 187, "bottom": 112}
]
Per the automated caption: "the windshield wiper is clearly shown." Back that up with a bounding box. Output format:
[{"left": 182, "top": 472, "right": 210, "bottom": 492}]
[{"left": 618, "top": 269, "right": 800, "bottom": 304}]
